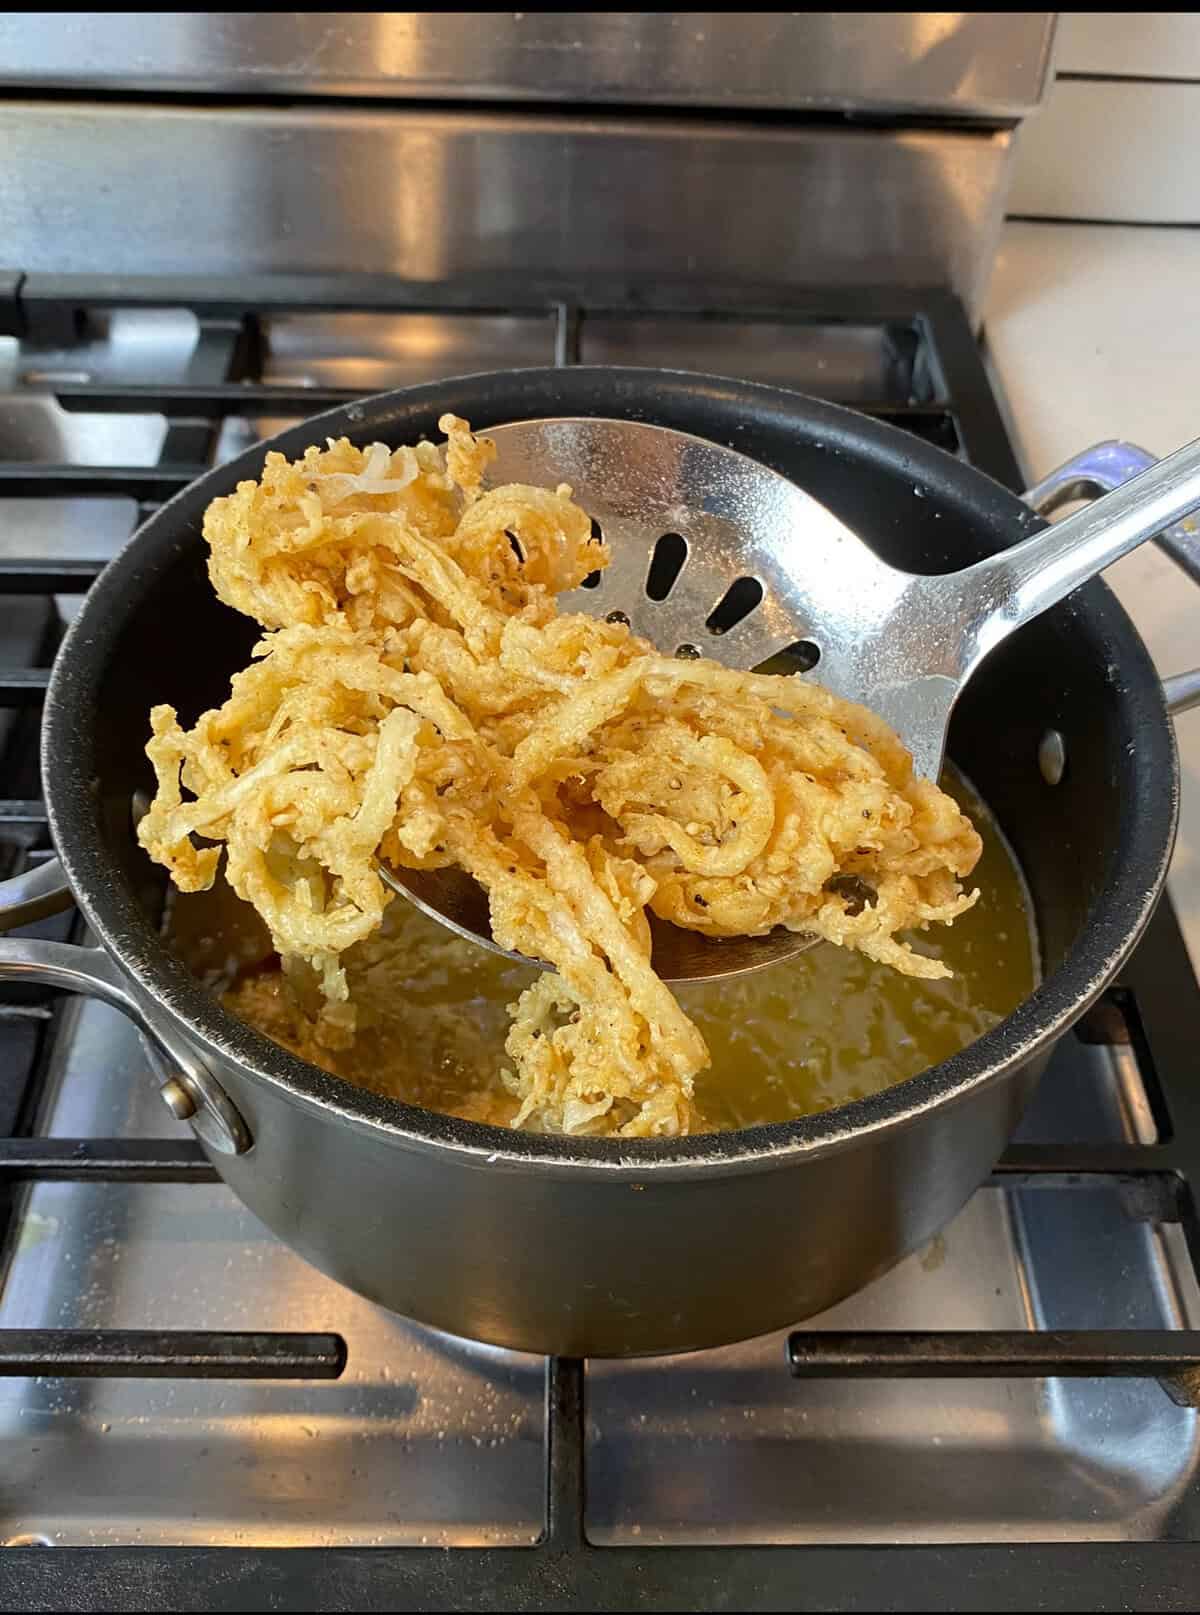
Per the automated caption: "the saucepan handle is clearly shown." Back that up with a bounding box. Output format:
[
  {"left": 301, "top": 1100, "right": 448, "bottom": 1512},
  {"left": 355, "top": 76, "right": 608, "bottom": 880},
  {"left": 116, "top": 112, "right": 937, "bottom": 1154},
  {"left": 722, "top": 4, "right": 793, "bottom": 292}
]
[
  {"left": 1023, "top": 440, "right": 1200, "bottom": 717},
  {"left": 0, "top": 856, "right": 251, "bottom": 1154},
  {"left": 0, "top": 854, "right": 75, "bottom": 929}
]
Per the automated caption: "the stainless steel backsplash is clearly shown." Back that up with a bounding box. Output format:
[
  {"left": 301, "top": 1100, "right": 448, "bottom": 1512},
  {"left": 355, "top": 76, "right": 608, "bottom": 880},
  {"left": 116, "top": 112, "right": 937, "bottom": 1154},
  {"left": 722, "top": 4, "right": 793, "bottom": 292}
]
[
  {"left": 0, "top": 13, "right": 1056, "bottom": 116},
  {"left": 0, "top": 13, "right": 1056, "bottom": 324}
]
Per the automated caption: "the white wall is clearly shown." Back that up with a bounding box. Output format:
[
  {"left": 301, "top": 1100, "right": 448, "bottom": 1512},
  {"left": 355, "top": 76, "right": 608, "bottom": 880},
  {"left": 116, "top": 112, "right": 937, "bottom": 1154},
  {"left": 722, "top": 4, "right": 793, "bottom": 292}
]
[{"left": 1007, "top": 12, "right": 1200, "bottom": 222}]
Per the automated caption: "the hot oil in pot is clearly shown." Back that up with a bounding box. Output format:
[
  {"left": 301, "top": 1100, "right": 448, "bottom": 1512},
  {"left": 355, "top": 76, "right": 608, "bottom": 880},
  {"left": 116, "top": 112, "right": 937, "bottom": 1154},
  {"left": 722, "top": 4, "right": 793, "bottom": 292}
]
[
  {"left": 681, "top": 765, "right": 1038, "bottom": 1129},
  {"left": 167, "top": 765, "right": 1037, "bottom": 1134}
]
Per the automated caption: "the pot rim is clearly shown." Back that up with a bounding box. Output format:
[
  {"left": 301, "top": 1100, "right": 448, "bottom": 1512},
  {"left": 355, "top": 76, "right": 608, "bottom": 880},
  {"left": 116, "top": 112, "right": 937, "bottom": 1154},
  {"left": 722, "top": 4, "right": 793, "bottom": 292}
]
[{"left": 41, "top": 367, "right": 1181, "bottom": 1178}]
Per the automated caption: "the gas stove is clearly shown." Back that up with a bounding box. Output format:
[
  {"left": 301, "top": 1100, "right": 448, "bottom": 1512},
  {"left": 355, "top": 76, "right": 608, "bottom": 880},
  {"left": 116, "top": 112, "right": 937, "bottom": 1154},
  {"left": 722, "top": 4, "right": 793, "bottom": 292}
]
[{"left": 1, "top": 275, "right": 1199, "bottom": 1610}]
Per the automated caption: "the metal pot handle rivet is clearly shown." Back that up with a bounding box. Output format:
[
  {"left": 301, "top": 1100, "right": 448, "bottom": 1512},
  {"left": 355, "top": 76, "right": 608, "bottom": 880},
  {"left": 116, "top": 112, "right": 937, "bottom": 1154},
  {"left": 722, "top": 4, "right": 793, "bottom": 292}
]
[
  {"left": 159, "top": 1075, "right": 198, "bottom": 1121},
  {"left": 0, "top": 858, "right": 251, "bottom": 1155},
  {"left": 1024, "top": 440, "right": 1200, "bottom": 718},
  {"left": 1038, "top": 729, "right": 1066, "bottom": 786}
]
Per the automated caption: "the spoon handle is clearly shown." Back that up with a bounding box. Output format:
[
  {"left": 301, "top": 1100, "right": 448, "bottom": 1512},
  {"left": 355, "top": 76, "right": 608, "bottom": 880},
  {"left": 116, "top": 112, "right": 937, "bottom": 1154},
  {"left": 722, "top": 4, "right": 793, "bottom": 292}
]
[{"left": 948, "top": 436, "right": 1200, "bottom": 675}]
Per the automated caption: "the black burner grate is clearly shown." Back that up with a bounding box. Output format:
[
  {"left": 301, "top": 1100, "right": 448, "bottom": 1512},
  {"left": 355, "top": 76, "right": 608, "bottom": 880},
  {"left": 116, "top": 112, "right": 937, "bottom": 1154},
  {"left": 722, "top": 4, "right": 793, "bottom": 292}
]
[{"left": 1, "top": 274, "right": 1199, "bottom": 1610}]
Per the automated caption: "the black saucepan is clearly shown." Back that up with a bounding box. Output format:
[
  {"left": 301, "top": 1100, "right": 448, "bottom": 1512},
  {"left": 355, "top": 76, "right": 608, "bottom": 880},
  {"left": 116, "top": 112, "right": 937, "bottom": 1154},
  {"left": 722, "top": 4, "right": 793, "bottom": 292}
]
[{"left": 0, "top": 370, "right": 1183, "bottom": 1355}]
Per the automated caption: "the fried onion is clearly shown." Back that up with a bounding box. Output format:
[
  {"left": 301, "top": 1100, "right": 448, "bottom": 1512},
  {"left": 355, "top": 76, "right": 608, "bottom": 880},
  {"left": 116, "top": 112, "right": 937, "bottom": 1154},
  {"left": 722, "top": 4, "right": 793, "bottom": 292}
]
[{"left": 140, "top": 414, "right": 982, "bottom": 1137}]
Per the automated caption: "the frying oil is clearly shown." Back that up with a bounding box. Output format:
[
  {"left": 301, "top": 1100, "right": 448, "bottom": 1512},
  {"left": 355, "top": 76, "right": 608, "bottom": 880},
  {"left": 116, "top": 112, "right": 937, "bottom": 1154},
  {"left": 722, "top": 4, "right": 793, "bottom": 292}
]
[
  {"left": 169, "top": 766, "right": 1036, "bottom": 1134},
  {"left": 681, "top": 766, "right": 1037, "bottom": 1129}
]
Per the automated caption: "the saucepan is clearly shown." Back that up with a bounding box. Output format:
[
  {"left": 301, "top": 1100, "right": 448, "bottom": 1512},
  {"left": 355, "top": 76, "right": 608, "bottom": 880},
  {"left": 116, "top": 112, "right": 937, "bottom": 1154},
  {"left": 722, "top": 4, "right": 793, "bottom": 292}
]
[{"left": 0, "top": 371, "right": 1194, "bottom": 1356}]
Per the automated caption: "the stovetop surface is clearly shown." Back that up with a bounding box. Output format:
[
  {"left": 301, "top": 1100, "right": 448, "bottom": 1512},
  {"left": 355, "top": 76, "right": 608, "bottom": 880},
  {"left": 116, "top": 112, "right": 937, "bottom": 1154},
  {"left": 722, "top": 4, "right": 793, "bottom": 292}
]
[
  {"left": 1, "top": 275, "right": 1199, "bottom": 1608},
  {"left": 2, "top": 992, "right": 1197, "bottom": 1552}
]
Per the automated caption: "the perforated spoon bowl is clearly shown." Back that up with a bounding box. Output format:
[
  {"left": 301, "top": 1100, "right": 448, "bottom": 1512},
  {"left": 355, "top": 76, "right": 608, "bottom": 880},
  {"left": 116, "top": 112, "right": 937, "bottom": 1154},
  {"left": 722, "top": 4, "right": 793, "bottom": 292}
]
[{"left": 381, "top": 418, "right": 1200, "bottom": 983}]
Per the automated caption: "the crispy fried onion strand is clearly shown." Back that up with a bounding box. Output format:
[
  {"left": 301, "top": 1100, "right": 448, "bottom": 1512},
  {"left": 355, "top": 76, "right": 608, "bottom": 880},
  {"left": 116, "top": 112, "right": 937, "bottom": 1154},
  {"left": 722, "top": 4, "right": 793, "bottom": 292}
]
[{"left": 139, "top": 414, "right": 982, "bottom": 1138}]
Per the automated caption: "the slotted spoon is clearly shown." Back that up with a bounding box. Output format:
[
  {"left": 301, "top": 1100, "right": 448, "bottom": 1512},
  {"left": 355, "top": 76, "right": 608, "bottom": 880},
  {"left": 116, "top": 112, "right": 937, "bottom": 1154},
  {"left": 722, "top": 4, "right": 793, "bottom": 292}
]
[{"left": 381, "top": 417, "right": 1200, "bottom": 983}]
